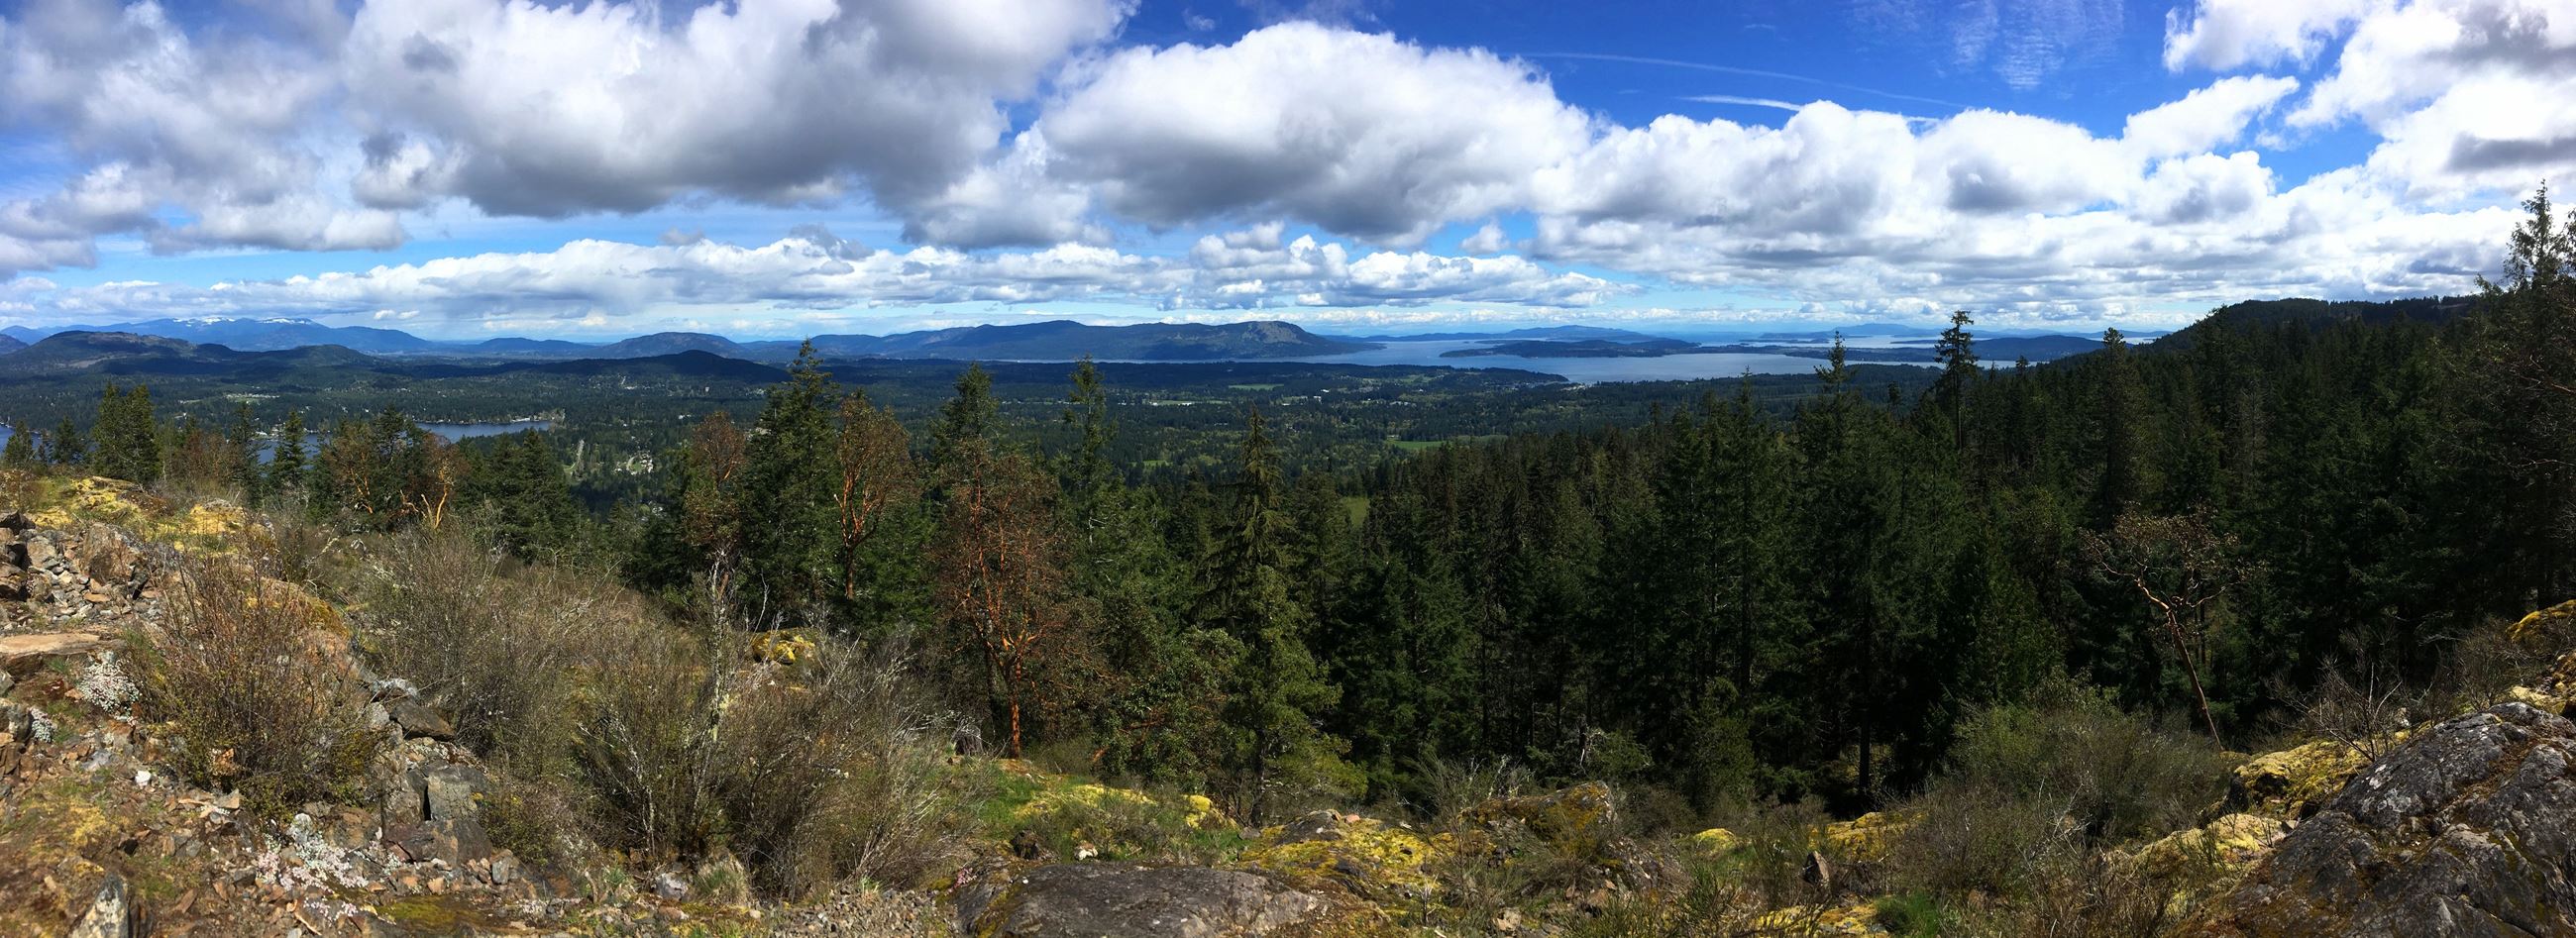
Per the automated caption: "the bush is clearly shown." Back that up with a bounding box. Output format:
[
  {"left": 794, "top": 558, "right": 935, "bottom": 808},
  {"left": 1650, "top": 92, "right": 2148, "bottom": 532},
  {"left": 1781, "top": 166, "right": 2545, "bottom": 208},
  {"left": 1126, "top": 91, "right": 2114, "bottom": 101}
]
[
  {"left": 1936, "top": 678, "right": 2223, "bottom": 845},
  {"left": 355, "top": 532, "right": 627, "bottom": 770},
  {"left": 137, "top": 560, "right": 378, "bottom": 816},
  {"left": 572, "top": 628, "right": 966, "bottom": 896}
]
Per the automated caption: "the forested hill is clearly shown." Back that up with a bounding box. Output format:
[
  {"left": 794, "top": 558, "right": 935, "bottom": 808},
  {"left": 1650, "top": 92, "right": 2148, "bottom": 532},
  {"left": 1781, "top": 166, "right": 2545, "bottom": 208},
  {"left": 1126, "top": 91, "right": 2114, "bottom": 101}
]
[{"left": 2149, "top": 295, "right": 2481, "bottom": 351}]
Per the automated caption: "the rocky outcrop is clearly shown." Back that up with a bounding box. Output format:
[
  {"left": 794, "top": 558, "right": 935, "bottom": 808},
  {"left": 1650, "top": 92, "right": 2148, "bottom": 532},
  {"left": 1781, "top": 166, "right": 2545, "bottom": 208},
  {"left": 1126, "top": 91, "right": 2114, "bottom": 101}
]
[
  {"left": 2184, "top": 701, "right": 2576, "bottom": 937},
  {"left": 956, "top": 862, "right": 1336, "bottom": 938}
]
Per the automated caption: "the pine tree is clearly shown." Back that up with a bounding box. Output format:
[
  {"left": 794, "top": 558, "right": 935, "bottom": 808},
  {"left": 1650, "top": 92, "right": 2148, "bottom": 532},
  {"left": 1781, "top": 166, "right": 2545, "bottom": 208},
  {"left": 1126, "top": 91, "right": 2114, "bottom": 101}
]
[
  {"left": 226, "top": 404, "right": 264, "bottom": 506},
  {"left": 47, "top": 418, "right": 86, "bottom": 467},
  {"left": 2092, "top": 327, "right": 2144, "bottom": 526},
  {"left": 0, "top": 425, "right": 32, "bottom": 469},
  {"left": 268, "top": 409, "right": 307, "bottom": 501},
  {"left": 93, "top": 384, "right": 161, "bottom": 484},
  {"left": 1201, "top": 407, "right": 1351, "bottom": 821}
]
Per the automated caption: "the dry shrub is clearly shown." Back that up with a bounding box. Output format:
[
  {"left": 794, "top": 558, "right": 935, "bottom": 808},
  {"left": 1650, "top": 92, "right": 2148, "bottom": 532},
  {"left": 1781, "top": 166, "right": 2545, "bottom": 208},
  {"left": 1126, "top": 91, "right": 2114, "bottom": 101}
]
[
  {"left": 137, "top": 560, "right": 378, "bottom": 816},
  {"left": 574, "top": 629, "right": 965, "bottom": 896},
  {"left": 0, "top": 468, "right": 40, "bottom": 511},
  {"left": 356, "top": 532, "right": 628, "bottom": 769}
]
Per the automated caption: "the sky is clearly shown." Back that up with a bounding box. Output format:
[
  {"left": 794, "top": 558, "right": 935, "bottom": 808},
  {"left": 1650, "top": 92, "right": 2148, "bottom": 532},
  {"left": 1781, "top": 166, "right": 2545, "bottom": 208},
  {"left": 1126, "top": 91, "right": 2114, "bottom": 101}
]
[{"left": 0, "top": 0, "right": 2569, "bottom": 340}]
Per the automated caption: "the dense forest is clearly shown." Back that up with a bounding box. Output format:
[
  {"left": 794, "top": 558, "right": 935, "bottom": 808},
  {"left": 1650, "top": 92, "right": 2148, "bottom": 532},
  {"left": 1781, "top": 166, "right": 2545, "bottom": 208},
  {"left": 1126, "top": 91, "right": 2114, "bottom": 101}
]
[{"left": 7, "top": 188, "right": 2571, "bottom": 830}]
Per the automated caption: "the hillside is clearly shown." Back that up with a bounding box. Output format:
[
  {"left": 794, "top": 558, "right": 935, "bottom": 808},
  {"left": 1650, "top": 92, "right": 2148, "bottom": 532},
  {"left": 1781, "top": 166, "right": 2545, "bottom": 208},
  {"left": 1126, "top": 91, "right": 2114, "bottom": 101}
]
[
  {"left": 0, "top": 335, "right": 23, "bottom": 355},
  {"left": 6, "top": 477, "right": 2574, "bottom": 936},
  {"left": 2149, "top": 295, "right": 2481, "bottom": 352}
]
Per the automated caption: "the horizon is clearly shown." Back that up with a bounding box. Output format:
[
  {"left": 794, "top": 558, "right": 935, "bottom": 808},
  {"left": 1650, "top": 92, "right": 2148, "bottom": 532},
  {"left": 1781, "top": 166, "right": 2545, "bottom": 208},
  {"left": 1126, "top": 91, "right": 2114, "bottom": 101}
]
[{"left": 1, "top": 1, "right": 2564, "bottom": 339}]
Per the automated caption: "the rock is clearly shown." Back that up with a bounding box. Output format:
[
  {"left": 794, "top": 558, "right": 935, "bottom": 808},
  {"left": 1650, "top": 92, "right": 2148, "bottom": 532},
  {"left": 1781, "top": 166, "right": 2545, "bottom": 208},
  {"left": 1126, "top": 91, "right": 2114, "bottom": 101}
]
[
  {"left": 425, "top": 765, "right": 485, "bottom": 821},
  {"left": 651, "top": 871, "right": 692, "bottom": 900},
  {"left": 0, "top": 631, "right": 118, "bottom": 677},
  {"left": 1820, "top": 810, "right": 1911, "bottom": 864},
  {"left": 489, "top": 851, "right": 520, "bottom": 886},
  {"left": 66, "top": 872, "right": 133, "bottom": 938},
  {"left": 1240, "top": 810, "right": 1446, "bottom": 901},
  {"left": 383, "top": 768, "right": 429, "bottom": 829},
  {"left": 371, "top": 677, "right": 419, "bottom": 702},
  {"left": 396, "top": 817, "right": 493, "bottom": 867},
  {"left": 389, "top": 701, "right": 455, "bottom": 741},
  {"left": 1691, "top": 827, "right": 1743, "bottom": 855},
  {"left": 1460, "top": 782, "right": 1618, "bottom": 858},
  {"left": 959, "top": 864, "right": 1332, "bottom": 938},
  {"left": 2226, "top": 739, "right": 2369, "bottom": 819},
  {"left": 1802, "top": 850, "right": 1833, "bottom": 892},
  {"left": 2184, "top": 702, "right": 2576, "bottom": 937}
]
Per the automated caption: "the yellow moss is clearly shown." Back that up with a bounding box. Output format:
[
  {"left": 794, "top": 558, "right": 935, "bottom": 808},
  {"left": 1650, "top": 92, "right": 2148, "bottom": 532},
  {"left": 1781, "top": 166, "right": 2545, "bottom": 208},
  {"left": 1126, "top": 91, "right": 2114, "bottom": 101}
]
[
  {"left": 1751, "top": 903, "right": 1884, "bottom": 936},
  {"left": 1239, "top": 815, "right": 1449, "bottom": 901},
  {"left": 2508, "top": 685, "right": 2571, "bottom": 714},
  {"left": 749, "top": 630, "right": 818, "bottom": 665},
  {"left": 2122, "top": 813, "right": 2286, "bottom": 879},
  {"left": 2230, "top": 740, "right": 2368, "bottom": 818},
  {"left": 1692, "top": 827, "right": 1743, "bottom": 856},
  {"left": 1182, "top": 793, "right": 1227, "bottom": 829},
  {"left": 1460, "top": 782, "right": 1616, "bottom": 855},
  {"left": 1013, "top": 781, "right": 1161, "bottom": 822},
  {"left": 1821, "top": 811, "right": 1912, "bottom": 864},
  {"left": 2510, "top": 600, "right": 2576, "bottom": 644}
]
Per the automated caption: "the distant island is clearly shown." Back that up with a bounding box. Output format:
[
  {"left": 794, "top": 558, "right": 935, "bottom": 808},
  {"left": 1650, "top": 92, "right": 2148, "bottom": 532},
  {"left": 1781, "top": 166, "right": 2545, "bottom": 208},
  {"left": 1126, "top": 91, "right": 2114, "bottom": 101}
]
[
  {"left": 1436, "top": 334, "right": 2108, "bottom": 364},
  {"left": 1441, "top": 338, "right": 1703, "bottom": 359}
]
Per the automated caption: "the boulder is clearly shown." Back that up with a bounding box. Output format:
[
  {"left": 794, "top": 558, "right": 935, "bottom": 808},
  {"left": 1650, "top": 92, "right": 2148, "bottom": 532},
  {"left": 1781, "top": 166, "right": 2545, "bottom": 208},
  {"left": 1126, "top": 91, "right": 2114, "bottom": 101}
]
[
  {"left": 1240, "top": 810, "right": 1446, "bottom": 902},
  {"left": 425, "top": 765, "right": 486, "bottom": 822},
  {"left": 958, "top": 863, "right": 1331, "bottom": 938},
  {"left": 396, "top": 816, "right": 493, "bottom": 868},
  {"left": 1459, "top": 782, "right": 1617, "bottom": 857},
  {"left": 2184, "top": 702, "right": 2576, "bottom": 937},
  {"left": 65, "top": 872, "right": 133, "bottom": 938},
  {"left": 389, "top": 701, "right": 455, "bottom": 741},
  {"left": 0, "top": 631, "right": 118, "bottom": 677},
  {"left": 2226, "top": 739, "right": 2369, "bottom": 819}
]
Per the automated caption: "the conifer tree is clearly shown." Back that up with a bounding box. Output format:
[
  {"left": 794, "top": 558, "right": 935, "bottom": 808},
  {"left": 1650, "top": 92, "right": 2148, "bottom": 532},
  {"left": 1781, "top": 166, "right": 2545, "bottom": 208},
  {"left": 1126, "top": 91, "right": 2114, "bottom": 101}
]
[
  {"left": 0, "top": 425, "right": 32, "bottom": 469},
  {"left": 268, "top": 409, "right": 307, "bottom": 501},
  {"left": 47, "top": 418, "right": 85, "bottom": 467},
  {"left": 1201, "top": 407, "right": 1350, "bottom": 821}
]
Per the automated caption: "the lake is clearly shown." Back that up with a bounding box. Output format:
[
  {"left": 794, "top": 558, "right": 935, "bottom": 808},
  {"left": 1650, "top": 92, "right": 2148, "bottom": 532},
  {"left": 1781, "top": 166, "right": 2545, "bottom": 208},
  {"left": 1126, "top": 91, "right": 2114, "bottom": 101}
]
[
  {"left": 1276, "top": 339, "right": 1910, "bottom": 384},
  {"left": 0, "top": 420, "right": 555, "bottom": 459}
]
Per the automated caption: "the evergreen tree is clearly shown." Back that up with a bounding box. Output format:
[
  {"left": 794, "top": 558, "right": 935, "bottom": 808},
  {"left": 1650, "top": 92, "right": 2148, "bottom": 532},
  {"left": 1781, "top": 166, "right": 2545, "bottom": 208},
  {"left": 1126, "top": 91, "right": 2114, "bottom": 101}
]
[
  {"left": 46, "top": 418, "right": 86, "bottom": 468},
  {"left": 225, "top": 404, "right": 264, "bottom": 506},
  {"left": 1200, "top": 407, "right": 1351, "bottom": 821},
  {"left": 268, "top": 409, "right": 307, "bottom": 501},
  {"left": 93, "top": 384, "right": 161, "bottom": 484},
  {"left": 1, "top": 425, "right": 32, "bottom": 469}
]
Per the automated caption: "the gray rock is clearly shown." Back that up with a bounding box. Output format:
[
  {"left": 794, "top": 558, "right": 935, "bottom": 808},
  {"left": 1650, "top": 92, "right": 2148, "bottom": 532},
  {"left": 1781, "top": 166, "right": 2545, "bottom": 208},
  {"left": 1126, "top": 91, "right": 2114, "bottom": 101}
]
[
  {"left": 425, "top": 764, "right": 486, "bottom": 821},
  {"left": 958, "top": 864, "right": 1330, "bottom": 938},
  {"left": 372, "top": 677, "right": 419, "bottom": 702},
  {"left": 652, "top": 871, "right": 692, "bottom": 900},
  {"left": 389, "top": 700, "right": 454, "bottom": 740},
  {"left": 2188, "top": 702, "right": 2576, "bottom": 937},
  {"left": 383, "top": 767, "right": 428, "bottom": 829},
  {"left": 396, "top": 816, "right": 492, "bottom": 867},
  {"left": 65, "top": 872, "right": 132, "bottom": 938}
]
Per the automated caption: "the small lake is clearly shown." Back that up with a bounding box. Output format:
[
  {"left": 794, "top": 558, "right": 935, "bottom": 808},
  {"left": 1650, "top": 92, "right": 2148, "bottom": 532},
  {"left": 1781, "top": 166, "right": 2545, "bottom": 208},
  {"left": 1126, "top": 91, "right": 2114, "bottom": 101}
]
[
  {"left": 1276, "top": 339, "right": 1921, "bottom": 384},
  {"left": 0, "top": 420, "right": 554, "bottom": 461}
]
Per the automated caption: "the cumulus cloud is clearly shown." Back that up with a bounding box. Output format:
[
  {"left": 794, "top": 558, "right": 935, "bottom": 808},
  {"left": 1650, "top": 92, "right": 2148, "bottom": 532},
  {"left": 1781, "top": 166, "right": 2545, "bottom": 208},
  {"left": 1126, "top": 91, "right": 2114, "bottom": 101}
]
[
  {"left": 338, "top": 0, "right": 1127, "bottom": 216},
  {"left": 2163, "top": 0, "right": 2379, "bottom": 70},
  {"left": 0, "top": 0, "right": 401, "bottom": 272},
  {"left": 985, "top": 22, "right": 1595, "bottom": 245},
  {"left": 2122, "top": 75, "right": 2303, "bottom": 157}
]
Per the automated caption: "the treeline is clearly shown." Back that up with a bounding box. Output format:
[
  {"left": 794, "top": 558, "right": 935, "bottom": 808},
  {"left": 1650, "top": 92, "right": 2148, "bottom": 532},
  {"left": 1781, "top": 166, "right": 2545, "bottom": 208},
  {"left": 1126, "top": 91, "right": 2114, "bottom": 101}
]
[{"left": 17, "top": 189, "right": 2573, "bottom": 825}]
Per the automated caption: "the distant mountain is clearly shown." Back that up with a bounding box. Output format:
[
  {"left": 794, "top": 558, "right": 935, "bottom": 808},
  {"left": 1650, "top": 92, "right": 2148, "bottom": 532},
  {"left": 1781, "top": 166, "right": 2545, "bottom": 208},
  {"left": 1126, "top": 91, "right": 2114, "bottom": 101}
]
[
  {"left": 467, "top": 337, "right": 604, "bottom": 357},
  {"left": 0, "top": 325, "right": 50, "bottom": 345},
  {"left": 760, "top": 320, "right": 1375, "bottom": 362},
  {"left": 589, "top": 332, "right": 750, "bottom": 360},
  {"left": 1441, "top": 338, "right": 1702, "bottom": 359},
  {"left": 86, "top": 317, "right": 444, "bottom": 355},
  {"left": 2150, "top": 296, "right": 2479, "bottom": 352},
  {"left": 4, "top": 332, "right": 391, "bottom": 376},
  {"left": 1979, "top": 335, "right": 2107, "bottom": 362},
  {"left": 1349, "top": 326, "right": 1663, "bottom": 343},
  {"left": 0, "top": 335, "right": 24, "bottom": 355}
]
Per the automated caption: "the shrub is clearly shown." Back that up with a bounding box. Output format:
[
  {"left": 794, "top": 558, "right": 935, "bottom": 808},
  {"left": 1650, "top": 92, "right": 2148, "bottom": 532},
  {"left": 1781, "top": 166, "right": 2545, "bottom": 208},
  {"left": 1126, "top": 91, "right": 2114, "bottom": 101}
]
[
  {"left": 1937, "top": 678, "right": 2224, "bottom": 845},
  {"left": 355, "top": 532, "right": 624, "bottom": 770},
  {"left": 136, "top": 560, "right": 378, "bottom": 816},
  {"left": 572, "top": 628, "right": 965, "bottom": 896}
]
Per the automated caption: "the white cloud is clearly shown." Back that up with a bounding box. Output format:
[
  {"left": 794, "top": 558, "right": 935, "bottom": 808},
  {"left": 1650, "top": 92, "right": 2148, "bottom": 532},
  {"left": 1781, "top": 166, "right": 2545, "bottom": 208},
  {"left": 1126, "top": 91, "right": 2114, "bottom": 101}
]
[
  {"left": 338, "top": 0, "right": 1129, "bottom": 216},
  {"left": 2122, "top": 75, "right": 2302, "bottom": 157},
  {"left": 980, "top": 22, "right": 1594, "bottom": 245},
  {"left": 2163, "top": 0, "right": 2380, "bottom": 70},
  {"left": 16, "top": 228, "right": 1623, "bottom": 327}
]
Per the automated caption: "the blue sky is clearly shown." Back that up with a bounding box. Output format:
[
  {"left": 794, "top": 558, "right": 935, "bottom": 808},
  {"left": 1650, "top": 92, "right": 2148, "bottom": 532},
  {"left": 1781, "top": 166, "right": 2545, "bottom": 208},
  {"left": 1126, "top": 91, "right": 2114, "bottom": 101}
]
[{"left": 0, "top": 0, "right": 2566, "bottom": 340}]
